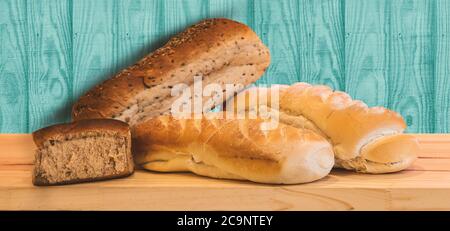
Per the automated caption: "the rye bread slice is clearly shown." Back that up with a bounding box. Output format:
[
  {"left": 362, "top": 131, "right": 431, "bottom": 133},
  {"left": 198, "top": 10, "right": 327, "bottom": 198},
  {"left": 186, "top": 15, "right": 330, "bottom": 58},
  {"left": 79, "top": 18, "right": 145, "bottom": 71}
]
[{"left": 32, "top": 119, "right": 134, "bottom": 186}]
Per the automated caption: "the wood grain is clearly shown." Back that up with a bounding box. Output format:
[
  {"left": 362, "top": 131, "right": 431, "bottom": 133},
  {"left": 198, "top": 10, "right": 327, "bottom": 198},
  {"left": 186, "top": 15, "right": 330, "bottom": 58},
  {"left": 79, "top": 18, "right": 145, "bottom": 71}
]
[
  {"left": 0, "top": 133, "right": 449, "bottom": 211},
  {"left": 3, "top": 169, "right": 450, "bottom": 211},
  {"left": 0, "top": 0, "right": 449, "bottom": 133},
  {"left": 435, "top": 0, "right": 450, "bottom": 133},
  {"left": 344, "top": 0, "right": 388, "bottom": 107},
  {"left": 27, "top": 0, "right": 73, "bottom": 131},
  {"left": 72, "top": 0, "right": 116, "bottom": 101},
  {"left": 253, "top": 0, "right": 345, "bottom": 88},
  {"left": 296, "top": 0, "right": 346, "bottom": 90},
  {"left": 114, "top": 0, "right": 163, "bottom": 71},
  {"left": 0, "top": 0, "right": 29, "bottom": 132},
  {"left": 253, "top": 0, "right": 301, "bottom": 85},
  {"left": 163, "top": 0, "right": 209, "bottom": 37},
  {"left": 208, "top": 0, "right": 253, "bottom": 24},
  {"left": 387, "top": 0, "right": 435, "bottom": 133}
]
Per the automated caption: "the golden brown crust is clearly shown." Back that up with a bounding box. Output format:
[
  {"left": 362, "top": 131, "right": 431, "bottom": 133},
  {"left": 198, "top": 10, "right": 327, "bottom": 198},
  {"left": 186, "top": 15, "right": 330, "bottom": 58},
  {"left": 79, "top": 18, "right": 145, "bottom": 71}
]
[
  {"left": 72, "top": 18, "right": 270, "bottom": 123},
  {"left": 133, "top": 115, "right": 300, "bottom": 162},
  {"left": 32, "top": 119, "right": 130, "bottom": 149},
  {"left": 279, "top": 83, "right": 406, "bottom": 161},
  {"left": 133, "top": 114, "right": 335, "bottom": 184},
  {"left": 229, "top": 83, "right": 417, "bottom": 173},
  {"left": 361, "top": 134, "right": 418, "bottom": 163}
]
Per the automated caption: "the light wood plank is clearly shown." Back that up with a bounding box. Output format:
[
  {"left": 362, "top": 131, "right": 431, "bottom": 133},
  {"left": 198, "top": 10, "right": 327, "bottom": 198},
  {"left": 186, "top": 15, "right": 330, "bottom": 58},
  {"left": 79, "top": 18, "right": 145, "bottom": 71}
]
[
  {"left": 3, "top": 166, "right": 450, "bottom": 189},
  {"left": 4, "top": 166, "right": 450, "bottom": 190},
  {"left": 1, "top": 134, "right": 450, "bottom": 210},
  {"left": 417, "top": 135, "right": 450, "bottom": 158},
  {"left": 0, "top": 134, "right": 34, "bottom": 165},
  {"left": 409, "top": 158, "right": 450, "bottom": 171},
  {"left": 27, "top": 0, "right": 73, "bottom": 131},
  {"left": 2, "top": 167, "right": 450, "bottom": 210},
  {"left": 0, "top": 0, "right": 29, "bottom": 133}
]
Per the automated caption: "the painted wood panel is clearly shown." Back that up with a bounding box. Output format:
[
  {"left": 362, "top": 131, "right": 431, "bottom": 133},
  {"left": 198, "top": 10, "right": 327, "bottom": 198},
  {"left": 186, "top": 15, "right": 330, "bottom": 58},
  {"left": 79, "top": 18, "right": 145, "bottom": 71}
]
[
  {"left": 435, "top": 0, "right": 450, "bottom": 133},
  {"left": 298, "top": 0, "right": 346, "bottom": 90},
  {"left": 208, "top": 0, "right": 253, "bottom": 24},
  {"left": 72, "top": 0, "right": 116, "bottom": 102},
  {"left": 0, "top": 0, "right": 448, "bottom": 133},
  {"left": 253, "top": 0, "right": 302, "bottom": 85},
  {"left": 387, "top": 0, "right": 435, "bottom": 133},
  {"left": 252, "top": 0, "right": 345, "bottom": 88},
  {"left": 115, "top": 0, "right": 160, "bottom": 71},
  {"left": 26, "top": 0, "right": 73, "bottom": 131},
  {"left": 0, "top": 0, "right": 29, "bottom": 132},
  {"left": 344, "top": 0, "right": 388, "bottom": 108}
]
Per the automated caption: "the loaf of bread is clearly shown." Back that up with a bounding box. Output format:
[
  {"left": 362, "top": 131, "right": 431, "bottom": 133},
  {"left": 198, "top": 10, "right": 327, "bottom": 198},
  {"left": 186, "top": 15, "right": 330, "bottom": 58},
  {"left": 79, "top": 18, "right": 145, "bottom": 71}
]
[
  {"left": 228, "top": 83, "right": 419, "bottom": 173},
  {"left": 32, "top": 119, "right": 134, "bottom": 186},
  {"left": 72, "top": 18, "right": 270, "bottom": 126},
  {"left": 133, "top": 114, "right": 334, "bottom": 184}
]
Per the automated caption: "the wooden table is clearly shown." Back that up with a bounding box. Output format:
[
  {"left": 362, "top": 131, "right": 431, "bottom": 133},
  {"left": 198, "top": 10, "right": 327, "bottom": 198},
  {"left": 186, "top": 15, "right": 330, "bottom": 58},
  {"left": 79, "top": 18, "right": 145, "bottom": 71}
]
[{"left": 1, "top": 134, "right": 449, "bottom": 211}]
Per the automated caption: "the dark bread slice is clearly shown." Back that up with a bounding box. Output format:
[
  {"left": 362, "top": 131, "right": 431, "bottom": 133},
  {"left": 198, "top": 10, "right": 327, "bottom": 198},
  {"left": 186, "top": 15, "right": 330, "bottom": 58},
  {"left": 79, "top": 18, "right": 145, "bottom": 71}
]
[{"left": 32, "top": 119, "right": 134, "bottom": 186}]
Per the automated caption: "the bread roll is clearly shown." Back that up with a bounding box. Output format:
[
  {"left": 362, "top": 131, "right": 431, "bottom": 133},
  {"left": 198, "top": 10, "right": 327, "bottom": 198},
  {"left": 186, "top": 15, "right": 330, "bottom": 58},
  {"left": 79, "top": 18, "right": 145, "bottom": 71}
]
[
  {"left": 228, "top": 83, "right": 418, "bottom": 173},
  {"left": 133, "top": 114, "right": 334, "bottom": 184},
  {"left": 32, "top": 119, "right": 134, "bottom": 186},
  {"left": 72, "top": 18, "right": 270, "bottom": 126}
]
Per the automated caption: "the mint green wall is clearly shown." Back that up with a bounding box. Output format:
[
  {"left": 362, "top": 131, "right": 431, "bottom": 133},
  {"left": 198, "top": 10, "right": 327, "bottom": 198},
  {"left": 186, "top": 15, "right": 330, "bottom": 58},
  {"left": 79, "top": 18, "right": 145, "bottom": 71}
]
[{"left": 0, "top": 0, "right": 448, "bottom": 133}]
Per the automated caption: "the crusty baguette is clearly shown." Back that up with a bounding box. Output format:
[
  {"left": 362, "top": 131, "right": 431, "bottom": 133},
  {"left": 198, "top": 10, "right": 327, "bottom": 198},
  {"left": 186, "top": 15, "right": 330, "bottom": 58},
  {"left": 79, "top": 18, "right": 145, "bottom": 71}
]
[
  {"left": 72, "top": 18, "right": 270, "bottom": 126},
  {"left": 228, "top": 83, "right": 419, "bottom": 173},
  {"left": 133, "top": 114, "right": 334, "bottom": 184},
  {"left": 32, "top": 119, "right": 134, "bottom": 186}
]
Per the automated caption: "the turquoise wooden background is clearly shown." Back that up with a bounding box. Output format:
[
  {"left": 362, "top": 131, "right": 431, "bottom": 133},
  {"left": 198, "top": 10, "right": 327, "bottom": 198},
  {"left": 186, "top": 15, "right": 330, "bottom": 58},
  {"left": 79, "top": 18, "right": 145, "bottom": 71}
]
[{"left": 0, "top": 0, "right": 449, "bottom": 133}]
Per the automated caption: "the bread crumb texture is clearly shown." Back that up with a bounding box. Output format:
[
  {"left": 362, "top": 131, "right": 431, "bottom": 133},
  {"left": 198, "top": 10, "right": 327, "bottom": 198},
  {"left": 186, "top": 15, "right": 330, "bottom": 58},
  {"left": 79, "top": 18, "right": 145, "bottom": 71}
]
[{"left": 34, "top": 132, "right": 128, "bottom": 184}]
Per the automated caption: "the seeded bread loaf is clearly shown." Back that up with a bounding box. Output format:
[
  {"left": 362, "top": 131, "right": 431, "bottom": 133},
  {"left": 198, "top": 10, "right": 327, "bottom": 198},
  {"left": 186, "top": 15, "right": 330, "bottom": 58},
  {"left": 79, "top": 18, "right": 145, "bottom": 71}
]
[
  {"left": 72, "top": 18, "right": 271, "bottom": 126},
  {"left": 32, "top": 119, "right": 134, "bottom": 186}
]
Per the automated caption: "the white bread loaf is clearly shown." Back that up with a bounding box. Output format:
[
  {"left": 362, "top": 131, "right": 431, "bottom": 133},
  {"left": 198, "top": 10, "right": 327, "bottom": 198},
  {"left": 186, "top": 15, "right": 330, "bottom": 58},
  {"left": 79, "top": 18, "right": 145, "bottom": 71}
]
[
  {"left": 133, "top": 114, "right": 334, "bottom": 184},
  {"left": 228, "top": 83, "right": 419, "bottom": 173}
]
